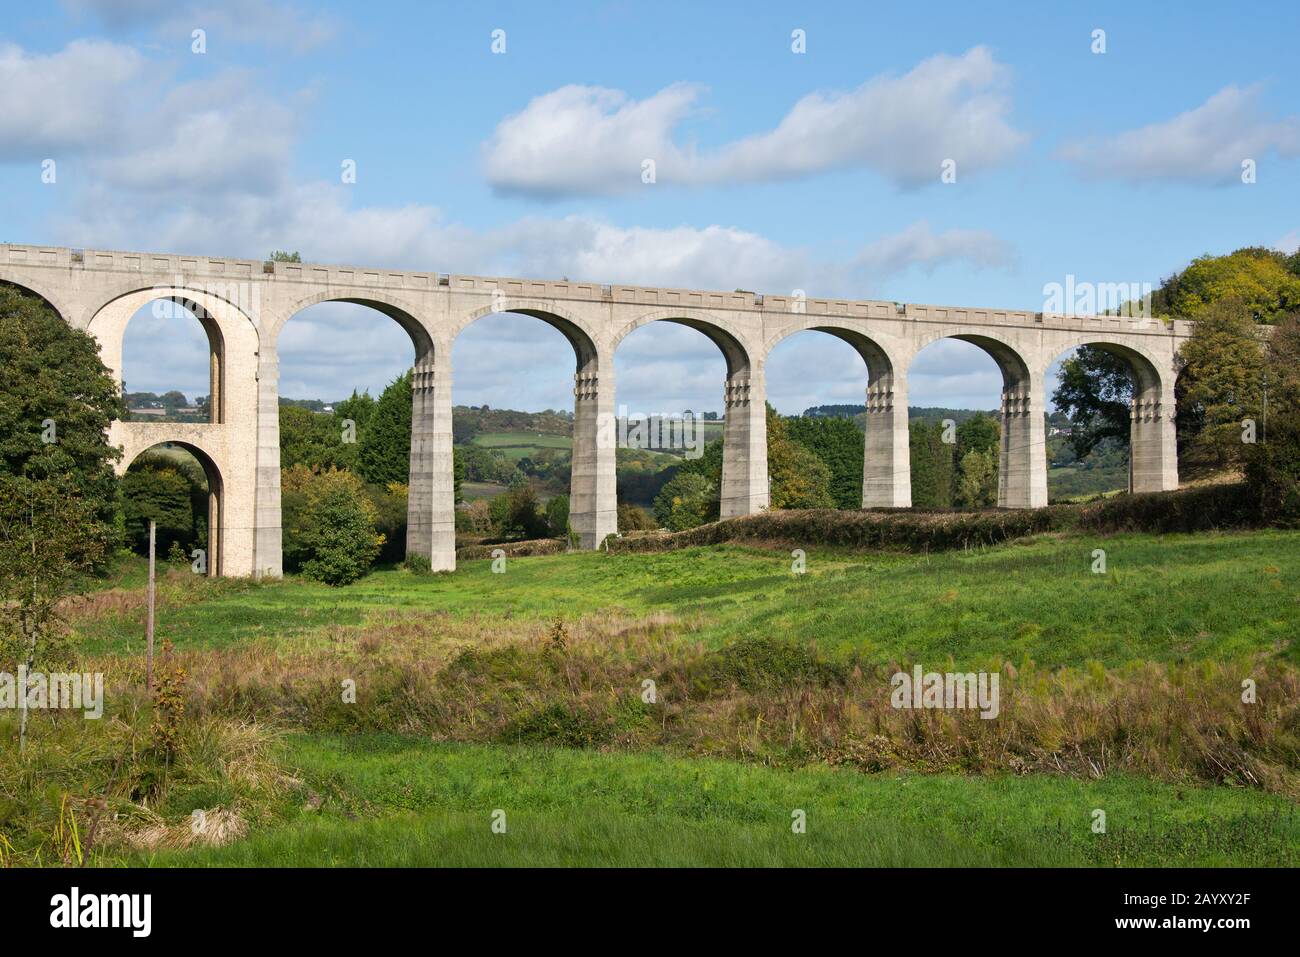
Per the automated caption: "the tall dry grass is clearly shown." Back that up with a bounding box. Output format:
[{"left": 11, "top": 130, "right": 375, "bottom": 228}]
[{"left": 82, "top": 608, "right": 1300, "bottom": 797}]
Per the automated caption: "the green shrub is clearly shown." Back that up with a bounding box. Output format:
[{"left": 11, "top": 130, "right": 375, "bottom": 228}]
[
  {"left": 653, "top": 473, "right": 717, "bottom": 531},
  {"left": 614, "top": 484, "right": 1265, "bottom": 556},
  {"left": 120, "top": 461, "right": 199, "bottom": 555},
  {"left": 498, "top": 703, "right": 612, "bottom": 748},
  {"left": 281, "top": 466, "right": 383, "bottom": 585},
  {"left": 689, "top": 635, "right": 848, "bottom": 695},
  {"left": 617, "top": 502, "right": 656, "bottom": 532}
]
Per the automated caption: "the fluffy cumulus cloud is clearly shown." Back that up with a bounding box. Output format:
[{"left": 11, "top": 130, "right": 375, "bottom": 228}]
[
  {"left": 9, "top": 36, "right": 1019, "bottom": 410},
  {"left": 485, "top": 47, "right": 1028, "bottom": 196},
  {"left": 0, "top": 39, "right": 143, "bottom": 158},
  {"left": 1056, "top": 84, "right": 1300, "bottom": 185}
]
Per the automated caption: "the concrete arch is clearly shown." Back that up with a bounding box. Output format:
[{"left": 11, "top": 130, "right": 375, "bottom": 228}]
[
  {"left": 268, "top": 290, "right": 434, "bottom": 359},
  {"left": 0, "top": 275, "right": 80, "bottom": 329},
  {"left": 763, "top": 321, "right": 901, "bottom": 380},
  {"left": 910, "top": 327, "right": 1032, "bottom": 382},
  {"left": 117, "top": 436, "right": 226, "bottom": 577},
  {"left": 611, "top": 309, "right": 765, "bottom": 519},
  {"left": 1044, "top": 336, "right": 1167, "bottom": 394},
  {"left": 612, "top": 309, "right": 755, "bottom": 377},
  {"left": 90, "top": 287, "right": 261, "bottom": 426},
  {"left": 455, "top": 299, "right": 600, "bottom": 369}
]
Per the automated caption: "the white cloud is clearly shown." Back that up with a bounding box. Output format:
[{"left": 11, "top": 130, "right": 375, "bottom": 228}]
[
  {"left": 7, "top": 35, "right": 1018, "bottom": 411},
  {"left": 1278, "top": 230, "right": 1300, "bottom": 254},
  {"left": 1056, "top": 84, "right": 1300, "bottom": 185},
  {"left": 0, "top": 40, "right": 143, "bottom": 158},
  {"left": 854, "top": 221, "right": 1016, "bottom": 277},
  {"left": 92, "top": 71, "right": 301, "bottom": 195},
  {"left": 484, "top": 83, "right": 702, "bottom": 198},
  {"left": 485, "top": 47, "right": 1028, "bottom": 196}
]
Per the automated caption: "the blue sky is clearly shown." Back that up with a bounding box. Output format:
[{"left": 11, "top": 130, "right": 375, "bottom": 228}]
[{"left": 2, "top": 0, "right": 1297, "bottom": 413}]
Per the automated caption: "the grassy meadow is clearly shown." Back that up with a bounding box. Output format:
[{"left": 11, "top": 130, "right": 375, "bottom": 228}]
[{"left": 5, "top": 527, "right": 1298, "bottom": 866}]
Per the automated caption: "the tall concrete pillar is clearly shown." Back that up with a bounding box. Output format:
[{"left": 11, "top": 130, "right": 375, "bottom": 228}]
[
  {"left": 408, "top": 348, "right": 456, "bottom": 571},
  {"left": 863, "top": 370, "right": 911, "bottom": 507},
  {"left": 1130, "top": 379, "right": 1179, "bottom": 492},
  {"left": 252, "top": 349, "right": 283, "bottom": 579},
  {"left": 720, "top": 369, "right": 769, "bottom": 517},
  {"left": 570, "top": 353, "right": 618, "bottom": 548},
  {"left": 998, "top": 370, "right": 1048, "bottom": 508}
]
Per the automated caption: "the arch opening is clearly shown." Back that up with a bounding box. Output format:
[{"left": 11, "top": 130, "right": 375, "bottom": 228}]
[
  {"left": 275, "top": 300, "right": 428, "bottom": 572},
  {"left": 1047, "top": 341, "right": 1169, "bottom": 498},
  {"left": 451, "top": 309, "right": 599, "bottom": 546},
  {"left": 120, "top": 442, "right": 223, "bottom": 577},
  {"left": 908, "top": 335, "right": 1032, "bottom": 508},
  {"left": 612, "top": 316, "right": 761, "bottom": 528},
  {"left": 765, "top": 327, "right": 903, "bottom": 510},
  {"left": 120, "top": 297, "right": 225, "bottom": 424}
]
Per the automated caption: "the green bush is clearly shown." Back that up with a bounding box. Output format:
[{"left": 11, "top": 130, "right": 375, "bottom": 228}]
[
  {"left": 281, "top": 466, "right": 383, "bottom": 585},
  {"left": 614, "top": 484, "right": 1265, "bottom": 555},
  {"left": 689, "top": 635, "right": 848, "bottom": 695},
  {"left": 120, "top": 461, "right": 200, "bottom": 554},
  {"left": 498, "top": 703, "right": 613, "bottom": 748},
  {"left": 544, "top": 494, "right": 570, "bottom": 537},
  {"left": 617, "top": 502, "right": 656, "bottom": 532},
  {"left": 653, "top": 473, "right": 717, "bottom": 531}
]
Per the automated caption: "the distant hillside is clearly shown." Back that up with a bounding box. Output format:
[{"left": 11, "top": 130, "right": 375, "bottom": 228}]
[{"left": 804, "top": 403, "right": 1074, "bottom": 429}]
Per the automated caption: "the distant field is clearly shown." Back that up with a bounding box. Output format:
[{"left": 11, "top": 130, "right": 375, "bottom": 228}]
[
  {"left": 471, "top": 431, "right": 572, "bottom": 463},
  {"left": 461, "top": 480, "right": 509, "bottom": 499},
  {"left": 1049, "top": 464, "right": 1129, "bottom": 501}
]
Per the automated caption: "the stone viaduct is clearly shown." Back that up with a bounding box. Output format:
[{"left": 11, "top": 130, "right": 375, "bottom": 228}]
[{"left": 0, "top": 243, "right": 1191, "bottom": 577}]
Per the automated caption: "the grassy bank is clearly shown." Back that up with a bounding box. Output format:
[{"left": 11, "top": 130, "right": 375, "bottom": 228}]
[
  {"left": 5, "top": 527, "right": 1292, "bottom": 867},
  {"left": 137, "top": 734, "right": 1300, "bottom": 868}
]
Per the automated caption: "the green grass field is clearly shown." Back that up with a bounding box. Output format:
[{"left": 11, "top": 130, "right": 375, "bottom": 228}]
[
  {"left": 75, "top": 529, "right": 1300, "bottom": 668},
  {"left": 137, "top": 735, "right": 1299, "bottom": 867},
  {"left": 471, "top": 431, "right": 572, "bottom": 463},
  {"left": 24, "top": 527, "right": 1299, "bottom": 867}
]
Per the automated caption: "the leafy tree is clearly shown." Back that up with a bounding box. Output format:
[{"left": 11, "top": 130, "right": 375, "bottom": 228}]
[
  {"left": 908, "top": 421, "right": 954, "bottom": 507},
  {"left": 956, "top": 413, "right": 999, "bottom": 457},
  {"left": 364, "top": 481, "right": 408, "bottom": 563},
  {"left": 0, "top": 282, "right": 124, "bottom": 537},
  {"left": 357, "top": 371, "right": 412, "bottom": 486},
  {"left": 120, "top": 461, "right": 196, "bottom": 554},
  {"left": 954, "top": 449, "right": 998, "bottom": 508},
  {"left": 767, "top": 404, "right": 834, "bottom": 509},
  {"left": 953, "top": 414, "right": 1000, "bottom": 506},
  {"left": 1163, "top": 249, "right": 1300, "bottom": 322},
  {"left": 280, "top": 405, "right": 350, "bottom": 471},
  {"left": 784, "top": 415, "right": 864, "bottom": 509},
  {"left": 673, "top": 437, "right": 724, "bottom": 522},
  {"left": 1176, "top": 298, "right": 1267, "bottom": 468},
  {"left": 0, "top": 474, "right": 112, "bottom": 748},
  {"left": 1053, "top": 348, "right": 1133, "bottom": 459},
  {"left": 653, "top": 473, "right": 717, "bottom": 531},
  {"left": 270, "top": 250, "right": 302, "bottom": 263},
  {"left": 281, "top": 466, "right": 383, "bottom": 585},
  {"left": 544, "top": 494, "right": 570, "bottom": 537},
  {"left": 617, "top": 502, "right": 656, "bottom": 532},
  {"left": 494, "top": 479, "right": 549, "bottom": 540},
  {"left": 1245, "top": 313, "right": 1300, "bottom": 523}
]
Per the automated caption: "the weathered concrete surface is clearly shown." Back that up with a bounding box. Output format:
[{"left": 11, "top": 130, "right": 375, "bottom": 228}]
[{"left": 0, "top": 243, "right": 1192, "bottom": 576}]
